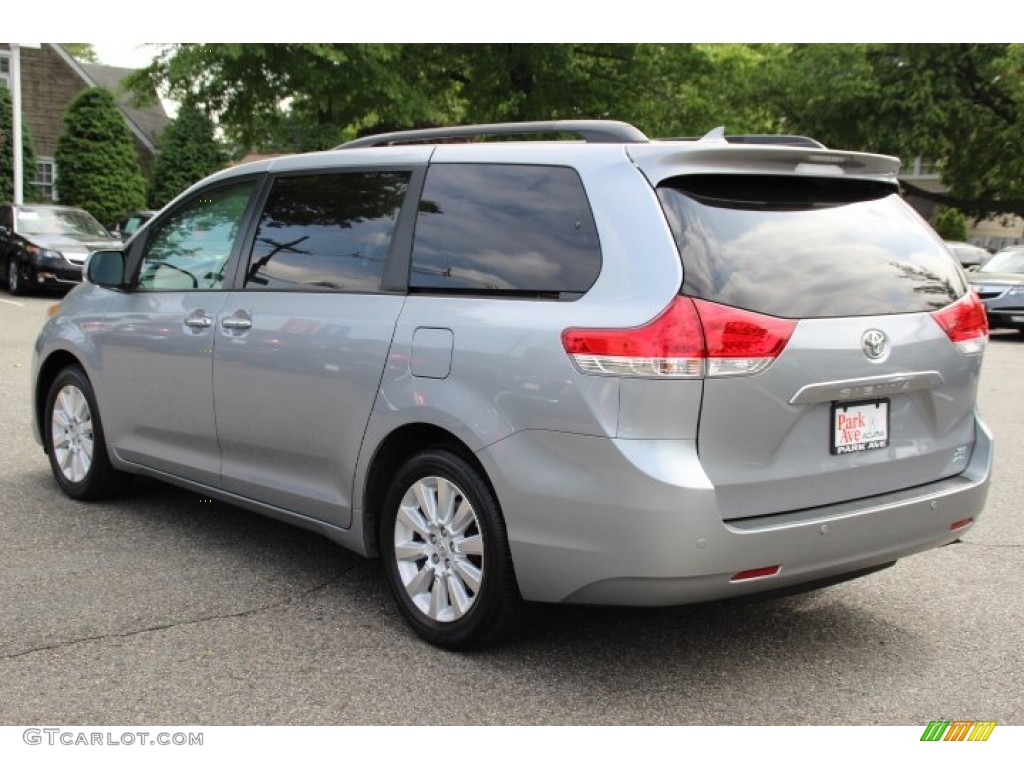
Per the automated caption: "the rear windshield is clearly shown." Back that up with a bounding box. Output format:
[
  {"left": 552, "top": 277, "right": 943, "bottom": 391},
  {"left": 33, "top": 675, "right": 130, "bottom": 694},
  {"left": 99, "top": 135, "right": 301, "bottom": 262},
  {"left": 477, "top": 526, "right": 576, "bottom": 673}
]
[{"left": 657, "top": 176, "right": 966, "bottom": 318}]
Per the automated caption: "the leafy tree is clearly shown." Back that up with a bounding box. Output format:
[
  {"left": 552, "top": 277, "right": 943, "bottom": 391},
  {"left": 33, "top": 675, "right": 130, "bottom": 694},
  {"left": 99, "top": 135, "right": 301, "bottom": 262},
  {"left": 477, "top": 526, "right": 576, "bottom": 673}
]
[
  {"left": 148, "top": 102, "right": 227, "bottom": 208},
  {"left": 932, "top": 207, "right": 969, "bottom": 241},
  {"left": 758, "top": 44, "right": 1024, "bottom": 216},
  {"left": 61, "top": 44, "right": 99, "bottom": 63},
  {"left": 55, "top": 88, "right": 147, "bottom": 224},
  {"left": 128, "top": 43, "right": 1024, "bottom": 216},
  {"left": 0, "top": 87, "right": 40, "bottom": 203}
]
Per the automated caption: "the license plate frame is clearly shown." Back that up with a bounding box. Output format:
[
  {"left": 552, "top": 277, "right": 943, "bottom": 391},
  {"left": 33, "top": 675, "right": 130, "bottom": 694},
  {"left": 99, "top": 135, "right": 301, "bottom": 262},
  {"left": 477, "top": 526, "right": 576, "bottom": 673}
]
[{"left": 831, "top": 399, "right": 890, "bottom": 455}]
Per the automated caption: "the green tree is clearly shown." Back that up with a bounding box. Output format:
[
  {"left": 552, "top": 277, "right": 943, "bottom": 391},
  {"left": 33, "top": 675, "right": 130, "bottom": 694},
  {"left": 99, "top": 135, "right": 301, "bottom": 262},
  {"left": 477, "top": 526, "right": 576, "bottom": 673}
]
[
  {"left": 932, "top": 207, "right": 969, "bottom": 241},
  {"left": 148, "top": 102, "right": 227, "bottom": 208},
  {"left": 61, "top": 44, "right": 99, "bottom": 63},
  {"left": 55, "top": 87, "right": 147, "bottom": 224},
  {"left": 757, "top": 44, "right": 1024, "bottom": 215},
  {"left": 0, "top": 87, "right": 41, "bottom": 203}
]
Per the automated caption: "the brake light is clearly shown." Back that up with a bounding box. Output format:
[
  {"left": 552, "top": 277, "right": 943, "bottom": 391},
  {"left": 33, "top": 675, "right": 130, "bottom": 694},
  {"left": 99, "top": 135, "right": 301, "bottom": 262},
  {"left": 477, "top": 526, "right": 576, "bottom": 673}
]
[
  {"left": 561, "top": 297, "right": 796, "bottom": 378},
  {"left": 561, "top": 296, "right": 704, "bottom": 377},
  {"left": 695, "top": 300, "right": 798, "bottom": 377},
  {"left": 931, "top": 292, "right": 988, "bottom": 354}
]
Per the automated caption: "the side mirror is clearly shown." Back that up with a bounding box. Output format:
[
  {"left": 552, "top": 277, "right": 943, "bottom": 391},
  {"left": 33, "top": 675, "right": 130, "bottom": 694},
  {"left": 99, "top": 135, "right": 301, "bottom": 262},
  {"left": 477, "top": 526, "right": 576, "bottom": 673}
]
[
  {"left": 0, "top": 224, "right": 10, "bottom": 237},
  {"left": 85, "top": 250, "right": 127, "bottom": 288}
]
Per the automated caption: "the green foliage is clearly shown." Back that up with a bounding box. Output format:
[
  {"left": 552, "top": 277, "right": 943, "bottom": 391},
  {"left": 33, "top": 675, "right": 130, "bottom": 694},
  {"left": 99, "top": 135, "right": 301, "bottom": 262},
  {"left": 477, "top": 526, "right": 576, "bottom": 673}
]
[
  {"left": 0, "top": 87, "right": 41, "bottom": 203},
  {"left": 61, "top": 44, "right": 99, "bottom": 63},
  {"left": 130, "top": 43, "right": 1024, "bottom": 215},
  {"left": 148, "top": 102, "right": 227, "bottom": 208},
  {"left": 759, "top": 44, "right": 1024, "bottom": 214},
  {"left": 55, "top": 88, "right": 147, "bottom": 224},
  {"left": 932, "top": 207, "right": 969, "bottom": 241}
]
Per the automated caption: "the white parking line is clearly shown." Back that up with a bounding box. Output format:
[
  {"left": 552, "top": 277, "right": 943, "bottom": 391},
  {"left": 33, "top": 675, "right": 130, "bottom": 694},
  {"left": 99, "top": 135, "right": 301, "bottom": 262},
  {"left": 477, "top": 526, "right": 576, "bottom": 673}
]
[{"left": 0, "top": 299, "right": 25, "bottom": 307}]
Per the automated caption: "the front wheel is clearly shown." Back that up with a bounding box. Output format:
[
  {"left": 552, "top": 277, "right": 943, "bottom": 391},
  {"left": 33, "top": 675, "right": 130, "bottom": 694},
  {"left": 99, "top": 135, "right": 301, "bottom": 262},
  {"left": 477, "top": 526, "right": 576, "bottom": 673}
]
[
  {"left": 44, "top": 366, "right": 128, "bottom": 500},
  {"left": 6, "top": 257, "right": 26, "bottom": 296},
  {"left": 379, "top": 449, "right": 521, "bottom": 650}
]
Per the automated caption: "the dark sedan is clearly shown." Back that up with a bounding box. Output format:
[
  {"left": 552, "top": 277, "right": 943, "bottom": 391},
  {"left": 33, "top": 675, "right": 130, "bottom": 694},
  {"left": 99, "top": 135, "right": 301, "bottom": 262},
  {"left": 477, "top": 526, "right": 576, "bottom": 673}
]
[
  {"left": 0, "top": 204, "right": 122, "bottom": 295},
  {"left": 967, "top": 247, "right": 1024, "bottom": 332}
]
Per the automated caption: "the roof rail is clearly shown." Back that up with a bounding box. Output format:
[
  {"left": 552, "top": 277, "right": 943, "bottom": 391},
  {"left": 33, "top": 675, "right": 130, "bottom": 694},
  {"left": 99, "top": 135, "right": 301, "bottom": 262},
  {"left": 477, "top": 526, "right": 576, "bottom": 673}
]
[
  {"left": 663, "top": 127, "right": 826, "bottom": 150},
  {"left": 337, "top": 120, "right": 649, "bottom": 149}
]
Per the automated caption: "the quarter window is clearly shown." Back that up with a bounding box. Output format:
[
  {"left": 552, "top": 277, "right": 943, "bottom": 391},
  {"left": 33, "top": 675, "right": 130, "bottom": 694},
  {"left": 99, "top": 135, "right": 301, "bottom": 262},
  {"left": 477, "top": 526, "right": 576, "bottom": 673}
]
[
  {"left": 244, "top": 172, "right": 410, "bottom": 292},
  {"left": 138, "top": 181, "right": 255, "bottom": 291},
  {"left": 410, "top": 164, "right": 602, "bottom": 296}
]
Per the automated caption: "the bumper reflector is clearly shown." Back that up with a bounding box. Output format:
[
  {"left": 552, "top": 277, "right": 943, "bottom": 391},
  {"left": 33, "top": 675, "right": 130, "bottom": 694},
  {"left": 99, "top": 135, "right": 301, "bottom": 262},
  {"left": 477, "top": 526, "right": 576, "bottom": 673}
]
[
  {"left": 950, "top": 518, "right": 973, "bottom": 532},
  {"left": 731, "top": 565, "right": 781, "bottom": 582}
]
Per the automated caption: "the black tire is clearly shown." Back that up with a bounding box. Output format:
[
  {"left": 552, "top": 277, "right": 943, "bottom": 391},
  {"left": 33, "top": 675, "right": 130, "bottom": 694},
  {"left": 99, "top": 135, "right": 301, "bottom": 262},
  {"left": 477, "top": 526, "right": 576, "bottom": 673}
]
[
  {"left": 6, "top": 257, "right": 26, "bottom": 296},
  {"left": 43, "top": 366, "right": 128, "bottom": 500},
  {"left": 379, "top": 448, "right": 521, "bottom": 650}
]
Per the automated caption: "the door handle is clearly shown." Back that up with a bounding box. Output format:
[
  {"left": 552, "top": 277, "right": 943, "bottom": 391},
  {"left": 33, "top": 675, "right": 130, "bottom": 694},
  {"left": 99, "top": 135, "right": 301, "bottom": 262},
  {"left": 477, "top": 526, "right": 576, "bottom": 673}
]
[
  {"left": 184, "top": 314, "right": 213, "bottom": 328},
  {"left": 221, "top": 316, "right": 252, "bottom": 330}
]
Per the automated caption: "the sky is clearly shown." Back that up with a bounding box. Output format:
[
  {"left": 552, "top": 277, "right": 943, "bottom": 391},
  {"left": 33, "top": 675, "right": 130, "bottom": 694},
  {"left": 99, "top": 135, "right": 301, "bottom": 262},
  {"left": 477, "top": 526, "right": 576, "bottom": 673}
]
[{"left": 91, "top": 43, "right": 165, "bottom": 70}]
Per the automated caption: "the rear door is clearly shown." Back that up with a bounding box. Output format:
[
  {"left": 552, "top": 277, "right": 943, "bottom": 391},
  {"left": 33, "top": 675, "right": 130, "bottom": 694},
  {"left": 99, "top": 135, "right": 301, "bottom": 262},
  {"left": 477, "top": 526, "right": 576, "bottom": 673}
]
[
  {"left": 655, "top": 174, "right": 985, "bottom": 519},
  {"left": 212, "top": 167, "right": 420, "bottom": 527}
]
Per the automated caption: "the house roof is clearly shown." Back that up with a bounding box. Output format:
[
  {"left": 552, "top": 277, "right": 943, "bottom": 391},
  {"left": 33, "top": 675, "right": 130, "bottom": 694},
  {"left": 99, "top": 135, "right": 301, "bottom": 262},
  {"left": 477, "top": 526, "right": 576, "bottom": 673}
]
[{"left": 48, "top": 45, "right": 170, "bottom": 154}]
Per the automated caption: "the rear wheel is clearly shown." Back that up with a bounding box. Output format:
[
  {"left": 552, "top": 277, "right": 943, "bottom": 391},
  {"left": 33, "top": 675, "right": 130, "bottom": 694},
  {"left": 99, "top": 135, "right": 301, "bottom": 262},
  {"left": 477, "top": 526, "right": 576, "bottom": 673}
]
[
  {"left": 379, "top": 449, "right": 520, "bottom": 649},
  {"left": 44, "top": 366, "right": 128, "bottom": 500}
]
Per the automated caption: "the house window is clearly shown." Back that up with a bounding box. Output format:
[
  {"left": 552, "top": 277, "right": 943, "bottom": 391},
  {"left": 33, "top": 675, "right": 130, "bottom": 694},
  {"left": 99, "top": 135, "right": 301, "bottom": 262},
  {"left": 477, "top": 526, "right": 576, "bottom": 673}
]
[
  {"left": 0, "top": 52, "right": 10, "bottom": 89},
  {"left": 33, "top": 158, "right": 58, "bottom": 201}
]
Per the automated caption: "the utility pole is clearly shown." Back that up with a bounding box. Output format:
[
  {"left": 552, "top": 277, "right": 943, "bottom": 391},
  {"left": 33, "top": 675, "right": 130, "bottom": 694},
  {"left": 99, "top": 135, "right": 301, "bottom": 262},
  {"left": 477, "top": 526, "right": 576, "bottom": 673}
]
[{"left": 10, "top": 43, "right": 40, "bottom": 205}]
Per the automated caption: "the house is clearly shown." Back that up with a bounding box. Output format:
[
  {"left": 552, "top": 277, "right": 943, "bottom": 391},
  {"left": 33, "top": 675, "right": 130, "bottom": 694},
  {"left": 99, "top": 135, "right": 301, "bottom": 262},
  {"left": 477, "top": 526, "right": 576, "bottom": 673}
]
[{"left": 0, "top": 43, "right": 169, "bottom": 201}]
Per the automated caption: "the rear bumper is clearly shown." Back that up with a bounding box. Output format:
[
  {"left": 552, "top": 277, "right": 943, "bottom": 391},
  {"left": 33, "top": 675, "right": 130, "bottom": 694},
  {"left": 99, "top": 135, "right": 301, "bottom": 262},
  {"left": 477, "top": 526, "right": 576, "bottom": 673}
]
[{"left": 481, "top": 415, "right": 992, "bottom": 605}]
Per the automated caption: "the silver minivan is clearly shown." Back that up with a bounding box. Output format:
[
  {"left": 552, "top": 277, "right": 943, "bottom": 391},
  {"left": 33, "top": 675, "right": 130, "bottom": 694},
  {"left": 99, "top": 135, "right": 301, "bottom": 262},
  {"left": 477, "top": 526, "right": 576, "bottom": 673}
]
[{"left": 32, "top": 121, "right": 992, "bottom": 648}]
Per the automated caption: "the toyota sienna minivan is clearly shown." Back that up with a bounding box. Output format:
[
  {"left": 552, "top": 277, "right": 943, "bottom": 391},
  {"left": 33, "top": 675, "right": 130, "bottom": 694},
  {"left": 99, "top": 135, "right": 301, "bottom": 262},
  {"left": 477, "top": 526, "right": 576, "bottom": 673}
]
[{"left": 32, "top": 120, "right": 992, "bottom": 648}]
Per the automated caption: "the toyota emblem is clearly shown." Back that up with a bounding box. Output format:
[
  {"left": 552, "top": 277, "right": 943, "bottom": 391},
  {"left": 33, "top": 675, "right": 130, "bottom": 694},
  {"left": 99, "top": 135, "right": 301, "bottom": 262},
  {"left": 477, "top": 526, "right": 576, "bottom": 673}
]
[{"left": 862, "top": 329, "right": 889, "bottom": 361}]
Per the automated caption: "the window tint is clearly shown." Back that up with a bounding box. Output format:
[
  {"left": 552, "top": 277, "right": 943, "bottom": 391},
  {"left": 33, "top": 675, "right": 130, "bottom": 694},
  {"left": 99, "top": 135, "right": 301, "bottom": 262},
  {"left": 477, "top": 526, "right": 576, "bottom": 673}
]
[
  {"left": 410, "top": 164, "right": 601, "bottom": 296},
  {"left": 139, "top": 181, "right": 255, "bottom": 291},
  {"left": 245, "top": 172, "right": 409, "bottom": 292},
  {"left": 658, "top": 176, "right": 966, "bottom": 318}
]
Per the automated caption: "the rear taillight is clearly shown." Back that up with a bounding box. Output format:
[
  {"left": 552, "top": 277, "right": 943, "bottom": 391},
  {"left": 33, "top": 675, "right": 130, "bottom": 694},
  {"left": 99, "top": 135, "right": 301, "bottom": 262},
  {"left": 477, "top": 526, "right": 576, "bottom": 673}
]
[
  {"left": 561, "top": 296, "right": 704, "bottom": 377},
  {"left": 696, "top": 300, "right": 798, "bottom": 377},
  {"left": 931, "top": 292, "right": 988, "bottom": 355},
  {"left": 561, "top": 297, "right": 796, "bottom": 378}
]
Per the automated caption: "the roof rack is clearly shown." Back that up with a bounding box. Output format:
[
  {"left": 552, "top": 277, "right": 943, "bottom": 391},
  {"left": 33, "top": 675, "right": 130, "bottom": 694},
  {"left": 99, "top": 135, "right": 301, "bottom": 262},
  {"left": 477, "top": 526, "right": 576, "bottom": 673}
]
[
  {"left": 337, "top": 120, "right": 650, "bottom": 149},
  {"left": 663, "top": 127, "right": 826, "bottom": 150}
]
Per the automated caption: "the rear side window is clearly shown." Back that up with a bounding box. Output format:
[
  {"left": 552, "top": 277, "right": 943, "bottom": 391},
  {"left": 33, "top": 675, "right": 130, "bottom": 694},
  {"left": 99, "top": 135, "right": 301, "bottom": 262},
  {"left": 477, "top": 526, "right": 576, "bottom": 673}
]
[
  {"left": 410, "top": 164, "right": 601, "bottom": 297},
  {"left": 245, "top": 171, "right": 409, "bottom": 292},
  {"left": 658, "top": 175, "right": 967, "bottom": 318}
]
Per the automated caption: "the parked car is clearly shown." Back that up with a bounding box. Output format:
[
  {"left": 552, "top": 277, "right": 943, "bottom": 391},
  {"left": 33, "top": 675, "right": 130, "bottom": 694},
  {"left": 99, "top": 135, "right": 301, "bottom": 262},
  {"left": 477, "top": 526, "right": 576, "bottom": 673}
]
[
  {"left": 109, "top": 210, "right": 157, "bottom": 241},
  {"left": 31, "top": 120, "right": 992, "bottom": 649},
  {"left": 944, "top": 241, "right": 991, "bottom": 269},
  {"left": 967, "top": 246, "right": 1024, "bottom": 331},
  {"left": 0, "top": 204, "right": 122, "bottom": 295}
]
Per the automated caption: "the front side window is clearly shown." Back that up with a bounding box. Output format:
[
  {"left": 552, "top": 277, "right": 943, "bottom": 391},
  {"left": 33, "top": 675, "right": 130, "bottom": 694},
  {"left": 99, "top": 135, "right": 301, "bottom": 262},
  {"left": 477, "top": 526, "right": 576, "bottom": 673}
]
[
  {"left": 244, "top": 171, "right": 409, "bottom": 292},
  {"left": 0, "top": 53, "right": 9, "bottom": 89},
  {"left": 138, "top": 181, "right": 255, "bottom": 291},
  {"left": 410, "top": 164, "right": 602, "bottom": 296}
]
